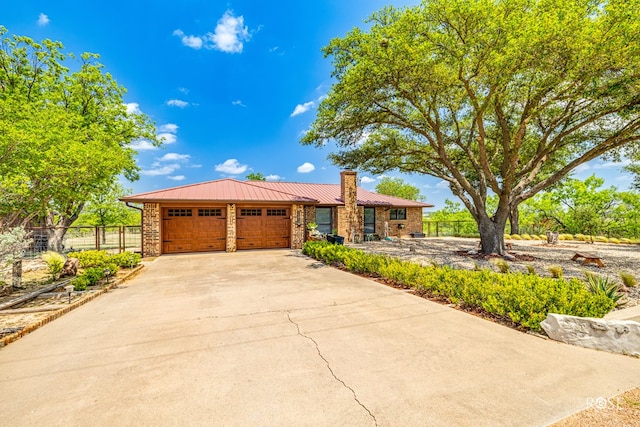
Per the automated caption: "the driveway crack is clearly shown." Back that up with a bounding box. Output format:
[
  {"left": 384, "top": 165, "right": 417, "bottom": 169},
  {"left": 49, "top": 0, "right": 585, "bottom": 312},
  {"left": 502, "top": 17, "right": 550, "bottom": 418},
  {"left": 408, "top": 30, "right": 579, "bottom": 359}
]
[{"left": 286, "top": 312, "right": 378, "bottom": 426}]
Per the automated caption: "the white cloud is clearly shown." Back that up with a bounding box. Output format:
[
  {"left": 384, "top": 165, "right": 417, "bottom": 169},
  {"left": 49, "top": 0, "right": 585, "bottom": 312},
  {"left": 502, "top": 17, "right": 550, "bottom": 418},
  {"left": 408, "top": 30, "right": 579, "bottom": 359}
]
[
  {"left": 140, "top": 164, "right": 180, "bottom": 176},
  {"left": 435, "top": 180, "right": 450, "bottom": 189},
  {"left": 209, "top": 11, "right": 250, "bottom": 53},
  {"left": 594, "top": 159, "right": 631, "bottom": 169},
  {"left": 297, "top": 162, "right": 315, "bottom": 173},
  {"left": 265, "top": 174, "right": 282, "bottom": 181},
  {"left": 125, "top": 102, "right": 141, "bottom": 114},
  {"left": 158, "top": 123, "right": 178, "bottom": 133},
  {"left": 232, "top": 100, "right": 246, "bottom": 107},
  {"left": 159, "top": 153, "right": 190, "bottom": 162},
  {"left": 37, "top": 13, "right": 50, "bottom": 26},
  {"left": 178, "top": 87, "right": 190, "bottom": 94},
  {"left": 360, "top": 176, "right": 376, "bottom": 184},
  {"left": 166, "top": 99, "right": 189, "bottom": 108},
  {"left": 215, "top": 158, "right": 248, "bottom": 175},
  {"left": 130, "top": 139, "right": 157, "bottom": 151},
  {"left": 290, "top": 101, "right": 315, "bottom": 117},
  {"left": 157, "top": 133, "right": 177, "bottom": 144},
  {"left": 616, "top": 174, "right": 632, "bottom": 182},
  {"left": 574, "top": 163, "right": 591, "bottom": 173},
  {"left": 172, "top": 29, "right": 203, "bottom": 49},
  {"left": 168, "top": 175, "right": 186, "bottom": 181}
]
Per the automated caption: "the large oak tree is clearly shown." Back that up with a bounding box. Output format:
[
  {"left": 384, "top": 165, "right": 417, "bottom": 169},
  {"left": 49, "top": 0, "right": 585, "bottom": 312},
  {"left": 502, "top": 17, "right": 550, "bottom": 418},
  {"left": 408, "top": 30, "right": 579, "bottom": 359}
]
[
  {"left": 0, "top": 28, "right": 158, "bottom": 250},
  {"left": 302, "top": 0, "right": 640, "bottom": 254}
]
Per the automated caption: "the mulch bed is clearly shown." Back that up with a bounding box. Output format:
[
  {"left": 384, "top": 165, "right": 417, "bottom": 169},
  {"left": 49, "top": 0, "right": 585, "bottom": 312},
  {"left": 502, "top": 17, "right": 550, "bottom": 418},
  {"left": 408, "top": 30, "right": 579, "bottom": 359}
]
[{"left": 454, "top": 250, "right": 537, "bottom": 262}]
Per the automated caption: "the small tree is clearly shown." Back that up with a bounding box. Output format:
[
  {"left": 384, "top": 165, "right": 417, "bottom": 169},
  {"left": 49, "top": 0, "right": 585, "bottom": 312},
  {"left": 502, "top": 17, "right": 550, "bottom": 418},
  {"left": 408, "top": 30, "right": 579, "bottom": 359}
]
[
  {"left": 375, "top": 177, "right": 424, "bottom": 201},
  {"left": 246, "top": 172, "right": 267, "bottom": 181},
  {"left": 0, "top": 227, "right": 33, "bottom": 290}
]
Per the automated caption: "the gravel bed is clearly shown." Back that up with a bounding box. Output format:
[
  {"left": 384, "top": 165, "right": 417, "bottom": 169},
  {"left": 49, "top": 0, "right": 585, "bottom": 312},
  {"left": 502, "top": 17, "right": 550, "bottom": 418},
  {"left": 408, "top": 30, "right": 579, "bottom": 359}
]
[{"left": 350, "top": 237, "right": 640, "bottom": 309}]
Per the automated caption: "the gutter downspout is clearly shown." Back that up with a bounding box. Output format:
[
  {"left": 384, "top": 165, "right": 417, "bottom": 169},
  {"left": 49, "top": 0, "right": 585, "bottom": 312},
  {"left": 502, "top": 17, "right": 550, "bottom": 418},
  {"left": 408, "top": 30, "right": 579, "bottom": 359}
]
[{"left": 125, "top": 202, "right": 144, "bottom": 257}]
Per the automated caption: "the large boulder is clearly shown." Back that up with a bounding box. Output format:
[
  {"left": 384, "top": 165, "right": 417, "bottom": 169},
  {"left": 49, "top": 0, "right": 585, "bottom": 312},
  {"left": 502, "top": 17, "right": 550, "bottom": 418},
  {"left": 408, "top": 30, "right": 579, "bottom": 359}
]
[
  {"left": 60, "top": 257, "right": 80, "bottom": 277},
  {"left": 541, "top": 313, "right": 640, "bottom": 357}
]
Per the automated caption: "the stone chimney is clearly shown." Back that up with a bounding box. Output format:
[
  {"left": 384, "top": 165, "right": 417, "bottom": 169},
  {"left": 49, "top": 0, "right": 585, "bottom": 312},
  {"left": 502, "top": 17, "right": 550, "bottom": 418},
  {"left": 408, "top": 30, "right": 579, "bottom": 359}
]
[{"left": 339, "top": 171, "right": 361, "bottom": 241}]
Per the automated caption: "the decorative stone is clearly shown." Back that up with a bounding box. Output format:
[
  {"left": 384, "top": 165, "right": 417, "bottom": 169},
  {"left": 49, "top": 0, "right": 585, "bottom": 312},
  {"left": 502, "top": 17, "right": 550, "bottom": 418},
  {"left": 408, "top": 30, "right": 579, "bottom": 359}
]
[
  {"left": 60, "top": 258, "right": 80, "bottom": 277},
  {"left": 541, "top": 313, "right": 640, "bottom": 357},
  {"left": 503, "top": 254, "right": 516, "bottom": 261},
  {"left": 546, "top": 231, "right": 559, "bottom": 245}
]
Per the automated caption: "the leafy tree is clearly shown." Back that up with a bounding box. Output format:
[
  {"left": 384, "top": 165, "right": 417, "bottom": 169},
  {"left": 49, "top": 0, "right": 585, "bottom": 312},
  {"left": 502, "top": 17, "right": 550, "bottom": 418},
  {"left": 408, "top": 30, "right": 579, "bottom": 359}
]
[
  {"left": 245, "top": 172, "right": 267, "bottom": 181},
  {"left": 0, "top": 28, "right": 157, "bottom": 250},
  {"left": 75, "top": 183, "right": 140, "bottom": 242},
  {"left": 302, "top": 0, "right": 640, "bottom": 254},
  {"left": 375, "top": 176, "right": 424, "bottom": 201},
  {"left": 522, "top": 176, "right": 619, "bottom": 236}
]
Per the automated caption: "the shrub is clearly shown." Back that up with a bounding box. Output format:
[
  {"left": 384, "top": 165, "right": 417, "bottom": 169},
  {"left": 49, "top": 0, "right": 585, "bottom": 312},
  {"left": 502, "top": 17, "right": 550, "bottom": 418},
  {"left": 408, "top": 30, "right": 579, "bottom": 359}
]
[
  {"left": 71, "top": 275, "right": 90, "bottom": 291},
  {"left": 620, "top": 272, "right": 637, "bottom": 288},
  {"left": 584, "top": 274, "right": 624, "bottom": 306},
  {"left": 594, "top": 236, "right": 609, "bottom": 243},
  {"left": 521, "top": 234, "right": 532, "bottom": 240},
  {"left": 620, "top": 238, "right": 633, "bottom": 244},
  {"left": 608, "top": 238, "right": 620, "bottom": 244},
  {"left": 41, "top": 251, "right": 66, "bottom": 280},
  {"left": 67, "top": 250, "right": 111, "bottom": 268},
  {"left": 548, "top": 265, "right": 563, "bottom": 279},
  {"left": 526, "top": 265, "right": 536, "bottom": 275},
  {"left": 492, "top": 259, "right": 510, "bottom": 273},
  {"left": 302, "top": 241, "right": 615, "bottom": 331},
  {"left": 510, "top": 234, "right": 522, "bottom": 240},
  {"left": 83, "top": 267, "right": 106, "bottom": 286},
  {"left": 110, "top": 252, "right": 141, "bottom": 268}
]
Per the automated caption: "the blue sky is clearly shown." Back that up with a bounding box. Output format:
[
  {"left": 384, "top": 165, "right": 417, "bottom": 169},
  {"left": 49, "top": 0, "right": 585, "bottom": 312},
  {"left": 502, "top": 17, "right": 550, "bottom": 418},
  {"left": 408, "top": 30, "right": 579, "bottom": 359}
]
[{"left": 2, "top": 1, "right": 634, "bottom": 209}]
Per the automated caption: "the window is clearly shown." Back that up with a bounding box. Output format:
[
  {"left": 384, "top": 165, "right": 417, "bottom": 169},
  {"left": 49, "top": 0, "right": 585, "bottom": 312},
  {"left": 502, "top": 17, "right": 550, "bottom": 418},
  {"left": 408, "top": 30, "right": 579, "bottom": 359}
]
[
  {"left": 167, "top": 208, "right": 192, "bottom": 217},
  {"left": 364, "top": 207, "right": 375, "bottom": 234},
  {"left": 240, "top": 209, "right": 262, "bottom": 216},
  {"left": 198, "top": 208, "right": 222, "bottom": 217},
  {"left": 315, "top": 207, "right": 333, "bottom": 234},
  {"left": 390, "top": 208, "right": 406, "bottom": 220},
  {"left": 267, "top": 209, "right": 287, "bottom": 216}
]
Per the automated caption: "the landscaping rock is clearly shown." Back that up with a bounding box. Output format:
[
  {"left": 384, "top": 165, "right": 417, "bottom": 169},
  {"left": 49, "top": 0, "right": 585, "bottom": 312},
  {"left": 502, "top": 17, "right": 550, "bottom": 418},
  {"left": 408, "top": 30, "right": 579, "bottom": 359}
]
[
  {"left": 61, "top": 258, "right": 79, "bottom": 277},
  {"left": 541, "top": 313, "right": 640, "bottom": 357}
]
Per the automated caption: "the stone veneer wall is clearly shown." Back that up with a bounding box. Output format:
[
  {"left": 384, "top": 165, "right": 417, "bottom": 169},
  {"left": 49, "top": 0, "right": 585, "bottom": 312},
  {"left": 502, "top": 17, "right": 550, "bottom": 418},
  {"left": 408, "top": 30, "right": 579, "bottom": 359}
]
[
  {"left": 143, "top": 203, "right": 161, "bottom": 257},
  {"left": 340, "top": 171, "right": 362, "bottom": 242},
  {"left": 226, "top": 203, "right": 237, "bottom": 252},
  {"left": 291, "top": 204, "right": 305, "bottom": 249}
]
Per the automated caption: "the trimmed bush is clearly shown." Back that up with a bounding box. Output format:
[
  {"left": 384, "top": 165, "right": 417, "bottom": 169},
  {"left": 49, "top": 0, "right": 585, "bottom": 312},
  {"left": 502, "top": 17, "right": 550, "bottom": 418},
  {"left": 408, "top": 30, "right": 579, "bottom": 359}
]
[
  {"left": 71, "top": 275, "right": 90, "bottom": 291},
  {"left": 302, "top": 242, "right": 614, "bottom": 331},
  {"left": 521, "top": 234, "right": 532, "bottom": 240},
  {"left": 608, "top": 238, "right": 620, "bottom": 244},
  {"left": 110, "top": 252, "right": 142, "bottom": 268},
  {"left": 510, "top": 234, "right": 522, "bottom": 240},
  {"left": 620, "top": 272, "right": 637, "bottom": 288},
  {"left": 67, "top": 250, "right": 111, "bottom": 268}
]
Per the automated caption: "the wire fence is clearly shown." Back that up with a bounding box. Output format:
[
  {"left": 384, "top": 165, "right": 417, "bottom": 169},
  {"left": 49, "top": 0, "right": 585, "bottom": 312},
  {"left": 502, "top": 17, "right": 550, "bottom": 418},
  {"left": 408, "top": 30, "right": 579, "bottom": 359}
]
[
  {"left": 422, "top": 220, "right": 640, "bottom": 239},
  {"left": 25, "top": 226, "right": 141, "bottom": 256}
]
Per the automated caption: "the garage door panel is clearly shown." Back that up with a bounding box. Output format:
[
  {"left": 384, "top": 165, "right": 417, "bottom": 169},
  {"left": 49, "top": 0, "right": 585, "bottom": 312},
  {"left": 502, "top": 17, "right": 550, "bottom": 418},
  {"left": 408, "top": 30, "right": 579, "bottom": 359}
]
[
  {"left": 162, "top": 207, "right": 227, "bottom": 254},
  {"left": 237, "top": 207, "right": 290, "bottom": 250}
]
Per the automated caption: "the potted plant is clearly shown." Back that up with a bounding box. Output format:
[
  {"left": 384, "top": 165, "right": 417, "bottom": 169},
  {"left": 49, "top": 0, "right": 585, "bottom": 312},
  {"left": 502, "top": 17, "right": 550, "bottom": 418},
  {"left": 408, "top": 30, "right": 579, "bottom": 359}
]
[{"left": 306, "top": 222, "right": 321, "bottom": 240}]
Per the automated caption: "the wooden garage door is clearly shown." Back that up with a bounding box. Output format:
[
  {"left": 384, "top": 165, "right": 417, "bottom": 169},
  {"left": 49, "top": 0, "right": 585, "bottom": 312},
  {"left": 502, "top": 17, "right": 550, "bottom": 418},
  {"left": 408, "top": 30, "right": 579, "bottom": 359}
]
[
  {"left": 162, "top": 207, "right": 226, "bottom": 254},
  {"left": 236, "top": 207, "right": 290, "bottom": 250}
]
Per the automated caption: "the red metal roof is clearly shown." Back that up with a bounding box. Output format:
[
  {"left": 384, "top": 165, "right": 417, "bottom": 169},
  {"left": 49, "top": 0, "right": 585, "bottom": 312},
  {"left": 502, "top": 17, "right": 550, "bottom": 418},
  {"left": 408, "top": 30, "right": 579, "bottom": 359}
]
[{"left": 121, "top": 178, "right": 434, "bottom": 207}]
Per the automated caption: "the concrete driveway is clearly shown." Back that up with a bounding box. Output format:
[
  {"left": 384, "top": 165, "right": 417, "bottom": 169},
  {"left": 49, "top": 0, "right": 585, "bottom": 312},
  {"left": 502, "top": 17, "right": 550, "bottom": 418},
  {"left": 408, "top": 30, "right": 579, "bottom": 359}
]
[{"left": 1, "top": 250, "right": 639, "bottom": 426}]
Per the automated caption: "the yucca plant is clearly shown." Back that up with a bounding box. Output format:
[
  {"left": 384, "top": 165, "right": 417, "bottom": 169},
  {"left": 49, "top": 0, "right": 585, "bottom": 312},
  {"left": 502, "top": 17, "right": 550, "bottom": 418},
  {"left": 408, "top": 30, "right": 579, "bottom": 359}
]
[
  {"left": 548, "top": 265, "right": 563, "bottom": 279},
  {"left": 584, "top": 274, "right": 625, "bottom": 306},
  {"left": 620, "top": 272, "right": 637, "bottom": 288}
]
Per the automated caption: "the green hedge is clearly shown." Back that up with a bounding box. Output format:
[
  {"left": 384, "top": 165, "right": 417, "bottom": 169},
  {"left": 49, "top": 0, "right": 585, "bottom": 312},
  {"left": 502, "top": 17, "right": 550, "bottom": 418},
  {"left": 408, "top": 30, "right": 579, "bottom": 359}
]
[
  {"left": 67, "top": 250, "right": 141, "bottom": 269},
  {"left": 302, "top": 241, "right": 614, "bottom": 331}
]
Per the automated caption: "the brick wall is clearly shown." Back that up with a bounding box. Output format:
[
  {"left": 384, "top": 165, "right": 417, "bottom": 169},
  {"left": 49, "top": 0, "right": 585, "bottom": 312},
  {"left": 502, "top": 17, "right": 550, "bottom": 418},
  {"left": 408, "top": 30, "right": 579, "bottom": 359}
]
[
  {"left": 373, "top": 207, "right": 424, "bottom": 238},
  {"left": 142, "top": 203, "right": 161, "bottom": 256}
]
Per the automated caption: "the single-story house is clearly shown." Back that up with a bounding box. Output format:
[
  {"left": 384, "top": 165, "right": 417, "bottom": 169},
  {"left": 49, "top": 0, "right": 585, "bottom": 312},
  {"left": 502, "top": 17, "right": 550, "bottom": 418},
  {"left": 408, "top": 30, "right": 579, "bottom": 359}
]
[{"left": 120, "top": 171, "right": 433, "bottom": 256}]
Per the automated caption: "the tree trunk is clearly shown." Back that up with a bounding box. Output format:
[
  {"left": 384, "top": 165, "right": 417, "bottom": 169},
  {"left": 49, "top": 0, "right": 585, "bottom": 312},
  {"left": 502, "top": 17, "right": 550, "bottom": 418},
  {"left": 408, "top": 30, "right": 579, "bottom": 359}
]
[
  {"left": 12, "top": 260, "right": 22, "bottom": 289},
  {"left": 477, "top": 215, "right": 508, "bottom": 255},
  {"left": 101, "top": 227, "right": 106, "bottom": 244},
  {"left": 45, "top": 214, "right": 75, "bottom": 253},
  {"left": 509, "top": 206, "right": 520, "bottom": 235}
]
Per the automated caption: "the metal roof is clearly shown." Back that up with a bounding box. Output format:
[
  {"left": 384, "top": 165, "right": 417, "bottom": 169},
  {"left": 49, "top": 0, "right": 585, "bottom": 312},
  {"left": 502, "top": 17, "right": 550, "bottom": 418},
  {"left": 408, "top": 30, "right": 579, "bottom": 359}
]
[{"left": 120, "top": 178, "right": 434, "bottom": 208}]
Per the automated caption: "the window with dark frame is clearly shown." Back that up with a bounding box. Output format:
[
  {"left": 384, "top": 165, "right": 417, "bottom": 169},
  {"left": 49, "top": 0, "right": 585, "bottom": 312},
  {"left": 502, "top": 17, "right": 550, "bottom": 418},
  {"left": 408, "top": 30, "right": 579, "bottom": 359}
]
[
  {"left": 315, "top": 207, "right": 333, "bottom": 235},
  {"left": 364, "top": 207, "right": 375, "bottom": 234},
  {"left": 240, "top": 209, "right": 262, "bottom": 216},
  {"left": 167, "top": 208, "right": 192, "bottom": 217},
  {"left": 198, "top": 208, "right": 222, "bottom": 217},
  {"left": 267, "top": 209, "right": 287, "bottom": 216},
  {"left": 390, "top": 208, "right": 406, "bottom": 220}
]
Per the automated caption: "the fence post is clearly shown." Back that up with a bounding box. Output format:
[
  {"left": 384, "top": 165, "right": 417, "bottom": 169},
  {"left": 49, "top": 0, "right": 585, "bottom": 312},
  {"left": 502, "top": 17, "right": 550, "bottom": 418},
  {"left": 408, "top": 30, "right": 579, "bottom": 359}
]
[
  {"left": 95, "top": 226, "right": 100, "bottom": 251},
  {"left": 436, "top": 222, "right": 439, "bottom": 237}
]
